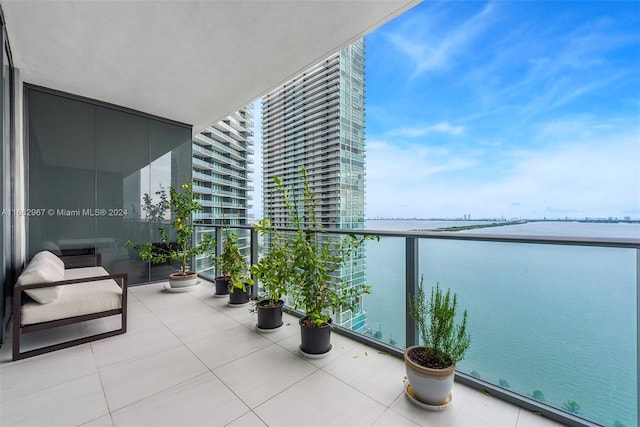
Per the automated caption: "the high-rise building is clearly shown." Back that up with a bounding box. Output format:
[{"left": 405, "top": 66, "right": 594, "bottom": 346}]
[
  {"left": 192, "top": 106, "right": 255, "bottom": 278},
  {"left": 261, "top": 39, "right": 367, "bottom": 331},
  {"left": 192, "top": 106, "right": 255, "bottom": 226}
]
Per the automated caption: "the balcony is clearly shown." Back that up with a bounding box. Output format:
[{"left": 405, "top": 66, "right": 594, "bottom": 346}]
[
  {"left": 1, "top": 279, "right": 562, "bottom": 427},
  {"left": 2, "top": 225, "right": 637, "bottom": 427},
  {"left": 197, "top": 225, "right": 639, "bottom": 427}
]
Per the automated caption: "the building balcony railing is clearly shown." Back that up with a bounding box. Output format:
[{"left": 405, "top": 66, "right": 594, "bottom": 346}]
[
  {"left": 193, "top": 223, "right": 639, "bottom": 427},
  {"left": 195, "top": 131, "right": 253, "bottom": 160},
  {"left": 192, "top": 144, "right": 249, "bottom": 171},
  {"left": 192, "top": 172, "right": 250, "bottom": 191}
]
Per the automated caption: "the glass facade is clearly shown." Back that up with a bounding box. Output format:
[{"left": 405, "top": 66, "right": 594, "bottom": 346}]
[
  {"left": 26, "top": 86, "right": 192, "bottom": 285},
  {"left": 192, "top": 107, "right": 254, "bottom": 226},
  {"left": 262, "top": 40, "right": 366, "bottom": 230},
  {"left": 261, "top": 39, "right": 368, "bottom": 331},
  {"left": 191, "top": 107, "right": 255, "bottom": 279}
]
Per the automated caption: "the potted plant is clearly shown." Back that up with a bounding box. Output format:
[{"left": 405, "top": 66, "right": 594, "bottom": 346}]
[
  {"left": 126, "top": 181, "right": 215, "bottom": 288},
  {"left": 250, "top": 219, "right": 293, "bottom": 330},
  {"left": 405, "top": 276, "right": 471, "bottom": 407},
  {"left": 219, "top": 230, "right": 253, "bottom": 305},
  {"left": 271, "top": 167, "right": 373, "bottom": 356}
]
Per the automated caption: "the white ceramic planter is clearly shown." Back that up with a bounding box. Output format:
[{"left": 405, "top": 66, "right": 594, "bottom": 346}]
[
  {"left": 168, "top": 272, "right": 198, "bottom": 288},
  {"left": 404, "top": 345, "right": 455, "bottom": 405}
]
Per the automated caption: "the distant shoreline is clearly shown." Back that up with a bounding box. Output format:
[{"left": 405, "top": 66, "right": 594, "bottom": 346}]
[
  {"left": 366, "top": 218, "right": 640, "bottom": 224},
  {"left": 416, "top": 221, "right": 525, "bottom": 232}
]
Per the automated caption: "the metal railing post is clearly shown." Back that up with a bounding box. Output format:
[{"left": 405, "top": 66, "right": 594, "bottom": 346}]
[
  {"left": 215, "top": 226, "right": 223, "bottom": 277},
  {"left": 637, "top": 248, "right": 640, "bottom": 427},
  {"left": 251, "top": 227, "right": 258, "bottom": 299},
  {"left": 406, "top": 236, "right": 419, "bottom": 348}
]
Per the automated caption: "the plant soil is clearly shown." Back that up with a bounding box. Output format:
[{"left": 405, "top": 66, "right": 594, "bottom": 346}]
[
  {"left": 300, "top": 317, "right": 329, "bottom": 328},
  {"left": 258, "top": 299, "right": 284, "bottom": 308},
  {"left": 407, "top": 347, "right": 453, "bottom": 370}
]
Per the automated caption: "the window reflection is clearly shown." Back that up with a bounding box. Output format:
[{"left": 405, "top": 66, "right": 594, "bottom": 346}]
[{"left": 27, "top": 87, "right": 191, "bottom": 284}]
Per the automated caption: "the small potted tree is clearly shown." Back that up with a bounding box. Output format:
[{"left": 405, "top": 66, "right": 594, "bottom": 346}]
[
  {"left": 213, "top": 230, "right": 234, "bottom": 297},
  {"left": 126, "top": 181, "right": 215, "bottom": 289},
  {"left": 219, "top": 230, "right": 253, "bottom": 305},
  {"left": 405, "top": 276, "right": 471, "bottom": 407},
  {"left": 271, "top": 167, "right": 373, "bottom": 356},
  {"left": 250, "top": 219, "right": 293, "bottom": 330}
]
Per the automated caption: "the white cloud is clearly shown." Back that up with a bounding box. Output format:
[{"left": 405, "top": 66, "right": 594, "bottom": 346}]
[
  {"left": 392, "top": 122, "right": 465, "bottom": 137},
  {"left": 366, "top": 131, "right": 639, "bottom": 219},
  {"left": 367, "top": 139, "right": 478, "bottom": 182},
  {"left": 384, "top": 2, "right": 496, "bottom": 78}
]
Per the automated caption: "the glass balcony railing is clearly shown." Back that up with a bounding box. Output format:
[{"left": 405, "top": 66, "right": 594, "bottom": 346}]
[
  {"left": 192, "top": 224, "right": 639, "bottom": 427},
  {"left": 194, "top": 226, "right": 252, "bottom": 281}
]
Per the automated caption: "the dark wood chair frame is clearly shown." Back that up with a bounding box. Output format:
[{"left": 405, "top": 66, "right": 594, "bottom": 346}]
[{"left": 12, "top": 254, "right": 128, "bottom": 361}]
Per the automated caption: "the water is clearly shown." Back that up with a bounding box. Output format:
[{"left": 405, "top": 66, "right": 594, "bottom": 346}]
[{"left": 360, "top": 220, "right": 638, "bottom": 427}]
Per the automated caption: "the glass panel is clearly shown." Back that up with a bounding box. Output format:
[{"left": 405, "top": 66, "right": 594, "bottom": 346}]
[
  {"left": 27, "top": 88, "right": 192, "bottom": 284},
  {"left": 27, "top": 90, "right": 95, "bottom": 258},
  {"left": 95, "top": 106, "right": 149, "bottom": 283},
  {"left": 148, "top": 120, "right": 191, "bottom": 282},
  {"left": 361, "top": 236, "right": 406, "bottom": 348},
  {"left": 236, "top": 227, "right": 251, "bottom": 262},
  {"left": 194, "top": 225, "right": 216, "bottom": 280},
  {"left": 418, "top": 238, "right": 638, "bottom": 426}
]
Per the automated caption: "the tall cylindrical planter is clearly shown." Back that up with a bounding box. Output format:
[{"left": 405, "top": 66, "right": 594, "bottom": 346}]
[
  {"left": 228, "top": 285, "right": 250, "bottom": 305},
  {"left": 256, "top": 299, "right": 284, "bottom": 330},
  {"left": 299, "top": 316, "right": 332, "bottom": 356},
  {"left": 214, "top": 277, "right": 229, "bottom": 296},
  {"left": 404, "top": 345, "right": 455, "bottom": 405}
]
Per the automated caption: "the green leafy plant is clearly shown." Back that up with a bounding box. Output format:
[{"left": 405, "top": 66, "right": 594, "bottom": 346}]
[
  {"left": 562, "top": 399, "right": 581, "bottom": 414},
  {"left": 220, "top": 230, "right": 253, "bottom": 291},
  {"left": 126, "top": 180, "right": 215, "bottom": 275},
  {"left": 270, "top": 166, "right": 374, "bottom": 327},
  {"left": 408, "top": 276, "right": 471, "bottom": 368},
  {"left": 529, "top": 390, "right": 546, "bottom": 402},
  {"left": 499, "top": 378, "right": 511, "bottom": 388},
  {"left": 251, "top": 218, "right": 293, "bottom": 307}
]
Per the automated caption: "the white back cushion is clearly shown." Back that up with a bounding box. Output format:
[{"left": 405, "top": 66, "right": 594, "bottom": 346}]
[
  {"left": 32, "top": 251, "right": 65, "bottom": 276},
  {"left": 17, "top": 258, "right": 65, "bottom": 304}
]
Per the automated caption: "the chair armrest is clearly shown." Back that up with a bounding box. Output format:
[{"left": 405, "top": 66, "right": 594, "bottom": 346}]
[
  {"left": 14, "top": 273, "right": 127, "bottom": 291},
  {"left": 59, "top": 253, "right": 102, "bottom": 268}
]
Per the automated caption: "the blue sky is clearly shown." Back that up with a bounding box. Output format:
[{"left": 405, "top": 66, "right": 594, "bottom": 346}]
[{"left": 252, "top": 1, "right": 640, "bottom": 220}]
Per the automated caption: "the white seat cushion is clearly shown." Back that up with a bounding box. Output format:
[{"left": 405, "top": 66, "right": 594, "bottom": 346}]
[{"left": 21, "top": 278, "right": 123, "bottom": 325}]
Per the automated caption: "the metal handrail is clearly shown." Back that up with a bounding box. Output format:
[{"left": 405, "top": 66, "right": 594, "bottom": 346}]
[{"left": 194, "top": 222, "right": 640, "bottom": 249}]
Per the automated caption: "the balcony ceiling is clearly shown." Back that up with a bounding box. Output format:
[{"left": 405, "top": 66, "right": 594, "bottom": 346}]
[{"left": 1, "top": 0, "right": 419, "bottom": 134}]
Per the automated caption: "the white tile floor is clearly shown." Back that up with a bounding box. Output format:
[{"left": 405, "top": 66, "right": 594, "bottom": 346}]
[{"left": 1, "top": 281, "right": 564, "bottom": 427}]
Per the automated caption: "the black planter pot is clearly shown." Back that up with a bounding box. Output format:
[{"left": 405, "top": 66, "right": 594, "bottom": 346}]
[
  {"left": 214, "top": 277, "right": 229, "bottom": 296},
  {"left": 299, "top": 316, "right": 332, "bottom": 356},
  {"left": 256, "top": 299, "right": 284, "bottom": 330},
  {"left": 228, "top": 284, "right": 251, "bottom": 305}
]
